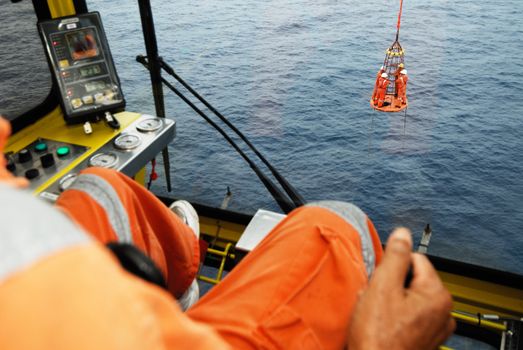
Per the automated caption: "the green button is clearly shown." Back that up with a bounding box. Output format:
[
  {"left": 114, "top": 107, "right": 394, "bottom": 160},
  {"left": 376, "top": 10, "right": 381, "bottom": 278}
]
[
  {"left": 34, "top": 142, "right": 48, "bottom": 152},
  {"left": 56, "top": 146, "right": 70, "bottom": 157}
]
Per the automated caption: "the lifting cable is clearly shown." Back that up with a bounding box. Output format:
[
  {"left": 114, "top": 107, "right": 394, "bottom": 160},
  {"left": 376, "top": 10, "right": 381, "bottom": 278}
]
[
  {"left": 154, "top": 57, "right": 305, "bottom": 208},
  {"left": 136, "top": 0, "right": 304, "bottom": 212},
  {"left": 396, "top": 0, "right": 403, "bottom": 42},
  {"left": 137, "top": 56, "right": 299, "bottom": 213}
]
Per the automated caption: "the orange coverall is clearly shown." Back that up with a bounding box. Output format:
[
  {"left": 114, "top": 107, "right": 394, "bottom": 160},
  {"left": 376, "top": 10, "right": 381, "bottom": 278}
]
[
  {"left": 371, "top": 69, "right": 384, "bottom": 103},
  {"left": 376, "top": 75, "right": 390, "bottom": 107},
  {"left": 395, "top": 74, "right": 408, "bottom": 106},
  {"left": 0, "top": 117, "right": 383, "bottom": 349}
]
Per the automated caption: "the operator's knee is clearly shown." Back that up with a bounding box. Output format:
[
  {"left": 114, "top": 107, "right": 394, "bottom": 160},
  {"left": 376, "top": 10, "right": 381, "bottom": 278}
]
[
  {"left": 78, "top": 167, "right": 129, "bottom": 188},
  {"left": 302, "top": 201, "right": 381, "bottom": 277}
]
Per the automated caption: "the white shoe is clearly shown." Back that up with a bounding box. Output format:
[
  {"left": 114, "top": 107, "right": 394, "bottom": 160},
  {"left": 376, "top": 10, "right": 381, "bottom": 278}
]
[
  {"left": 177, "top": 279, "right": 200, "bottom": 311},
  {"left": 169, "top": 200, "right": 200, "bottom": 310},
  {"left": 169, "top": 200, "right": 200, "bottom": 238}
]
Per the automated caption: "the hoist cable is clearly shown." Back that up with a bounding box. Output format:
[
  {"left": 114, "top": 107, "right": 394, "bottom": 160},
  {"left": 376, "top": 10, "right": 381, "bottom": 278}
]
[
  {"left": 154, "top": 57, "right": 305, "bottom": 208},
  {"left": 137, "top": 56, "right": 297, "bottom": 214},
  {"left": 395, "top": 0, "right": 404, "bottom": 41}
]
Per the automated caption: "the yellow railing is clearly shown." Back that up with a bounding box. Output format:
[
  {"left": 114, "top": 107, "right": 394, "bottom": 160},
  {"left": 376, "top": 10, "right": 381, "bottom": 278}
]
[{"left": 197, "top": 243, "right": 236, "bottom": 285}]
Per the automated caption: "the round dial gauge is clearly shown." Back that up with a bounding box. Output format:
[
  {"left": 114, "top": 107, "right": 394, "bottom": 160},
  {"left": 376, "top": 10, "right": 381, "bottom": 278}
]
[
  {"left": 89, "top": 152, "right": 119, "bottom": 168},
  {"left": 59, "top": 173, "right": 78, "bottom": 192},
  {"left": 114, "top": 133, "right": 141, "bottom": 150},
  {"left": 136, "top": 117, "right": 162, "bottom": 133}
]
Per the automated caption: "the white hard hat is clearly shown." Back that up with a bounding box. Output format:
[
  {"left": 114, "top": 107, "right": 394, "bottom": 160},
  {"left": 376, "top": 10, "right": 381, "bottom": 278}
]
[
  {"left": 380, "top": 66, "right": 385, "bottom": 70},
  {"left": 381, "top": 72, "right": 388, "bottom": 78},
  {"left": 400, "top": 69, "right": 407, "bottom": 75}
]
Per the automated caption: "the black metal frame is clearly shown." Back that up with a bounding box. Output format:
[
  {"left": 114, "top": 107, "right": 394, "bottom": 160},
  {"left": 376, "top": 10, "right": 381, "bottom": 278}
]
[
  {"left": 10, "top": 0, "right": 89, "bottom": 133},
  {"left": 136, "top": 0, "right": 172, "bottom": 192}
]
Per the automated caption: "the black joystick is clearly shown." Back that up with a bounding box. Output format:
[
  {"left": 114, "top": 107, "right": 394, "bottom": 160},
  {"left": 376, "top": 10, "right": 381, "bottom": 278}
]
[
  {"left": 40, "top": 153, "right": 55, "bottom": 168},
  {"left": 25, "top": 168, "right": 40, "bottom": 180},
  {"left": 6, "top": 156, "right": 16, "bottom": 173},
  {"left": 18, "top": 148, "right": 32, "bottom": 163}
]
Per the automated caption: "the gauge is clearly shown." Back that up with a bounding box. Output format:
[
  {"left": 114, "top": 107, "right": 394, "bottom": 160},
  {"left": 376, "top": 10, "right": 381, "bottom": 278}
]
[
  {"left": 59, "top": 173, "right": 78, "bottom": 192},
  {"left": 114, "top": 133, "right": 141, "bottom": 150},
  {"left": 89, "top": 152, "right": 119, "bottom": 168},
  {"left": 136, "top": 117, "right": 162, "bottom": 133}
]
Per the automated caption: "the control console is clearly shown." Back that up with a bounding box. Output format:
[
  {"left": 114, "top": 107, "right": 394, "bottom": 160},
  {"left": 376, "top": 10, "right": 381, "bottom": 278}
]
[
  {"left": 6, "top": 140, "right": 88, "bottom": 191},
  {"left": 5, "top": 115, "right": 175, "bottom": 202},
  {"left": 40, "top": 115, "right": 175, "bottom": 201}
]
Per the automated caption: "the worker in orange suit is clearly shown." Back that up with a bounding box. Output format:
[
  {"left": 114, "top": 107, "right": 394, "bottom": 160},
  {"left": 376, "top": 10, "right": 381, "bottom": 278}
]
[
  {"left": 375, "top": 72, "right": 390, "bottom": 107},
  {"left": 393, "top": 63, "right": 404, "bottom": 91},
  {"left": 371, "top": 65, "right": 385, "bottom": 104},
  {"left": 0, "top": 115, "right": 454, "bottom": 349},
  {"left": 395, "top": 68, "right": 409, "bottom": 107}
]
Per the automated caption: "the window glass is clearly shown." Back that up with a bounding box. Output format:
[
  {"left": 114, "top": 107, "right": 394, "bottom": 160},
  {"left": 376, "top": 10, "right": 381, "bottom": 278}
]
[
  {"left": 88, "top": 0, "right": 523, "bottom": 275},
  {"left": 0, "top": 1, "right": 52, "bottom": 121}
]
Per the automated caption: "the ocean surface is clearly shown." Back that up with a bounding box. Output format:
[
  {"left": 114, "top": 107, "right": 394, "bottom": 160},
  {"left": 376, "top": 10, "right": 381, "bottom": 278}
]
[{"left": 1, "top": 0, "right": 522, "bottom": 276}]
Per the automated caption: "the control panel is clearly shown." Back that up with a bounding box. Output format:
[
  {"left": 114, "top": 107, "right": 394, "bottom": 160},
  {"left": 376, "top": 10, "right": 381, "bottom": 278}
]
[
  {"left": 38, "top": 12, "right": 125, "bottom": 124},
  {"left": 6, "top": 140, "right": 88, "bottom": 191},
  {"left": 38, "top": 115, "right": 175, "bottom": 201},
  {"left": 4, "top": 114, "right": 175, "bottom": 201}
]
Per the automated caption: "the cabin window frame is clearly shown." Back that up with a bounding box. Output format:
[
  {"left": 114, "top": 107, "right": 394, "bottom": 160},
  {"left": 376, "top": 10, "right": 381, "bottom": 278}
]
[{"left": 6, "top": 0, "right": 89, "bottom": 133}]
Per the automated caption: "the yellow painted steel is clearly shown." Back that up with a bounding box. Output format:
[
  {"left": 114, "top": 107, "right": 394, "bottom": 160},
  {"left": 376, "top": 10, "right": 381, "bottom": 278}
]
[
  {"left": 451, "top": 311, "right": 506, "bottom": 332},
  {"left": 197, "top": 243, "right": 234, "bottom": 285},
  {"left": 200, "top": 216, "right": 246, "bottom": 247},
  {"left": 48, "top": 0, "right": 76, "bottom": 18},
  {"left": 6, "top": 107, "right": 142, "bottom": 194},
  {"left": 207, "top": 246, "right": 235, "bottom": 260},
  {"left": 133, "top": 168, "right": 147, "bottom": 187},
  {"left": 440, "top": 271, "right": 523, "bottom": 318}
]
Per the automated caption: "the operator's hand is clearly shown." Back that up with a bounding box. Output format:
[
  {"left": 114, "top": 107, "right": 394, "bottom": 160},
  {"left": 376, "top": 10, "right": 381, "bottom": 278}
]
[
  {"left": 347, "top": 228, "right": 455, "bottom": 350},
  {"left": 0, "top": 117, "right": 29, "bottom": 188}
]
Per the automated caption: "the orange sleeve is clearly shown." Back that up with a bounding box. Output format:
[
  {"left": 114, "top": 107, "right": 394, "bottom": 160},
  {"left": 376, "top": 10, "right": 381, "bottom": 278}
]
[{"left": 0, "top": 243, "right": 230, "bottom": 350}]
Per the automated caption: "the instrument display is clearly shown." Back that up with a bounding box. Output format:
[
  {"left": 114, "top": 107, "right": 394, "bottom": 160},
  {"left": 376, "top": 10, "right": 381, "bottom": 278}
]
[
  {"left": 136, "top": 117, "right": 163, "bottom": 132},
  {"left": 89, "top": 152, "right": 119, "bottom": 168},
  {"left": 59, "top": 173, "right": 78, "bottom": 192},
  {"left": 114, "top": 133, "right": 141, "bottom": 150},
  {"left": 66, "top": 28, "right": 99, "bottom": 61},
  {"left": 38, "top": 12, "right": 125, "bottom": 124}
]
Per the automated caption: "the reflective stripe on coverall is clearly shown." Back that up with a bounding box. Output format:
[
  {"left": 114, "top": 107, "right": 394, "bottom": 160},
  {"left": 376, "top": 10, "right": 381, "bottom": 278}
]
[
  {"left": 396, "top": 74, "right": 408, "bottom": 105},
  {"left": 0, "top": 118, "right": 383, "bottom": 350},
  {"left": 376, "top": 76, "right": 390, "bottom": 107}
]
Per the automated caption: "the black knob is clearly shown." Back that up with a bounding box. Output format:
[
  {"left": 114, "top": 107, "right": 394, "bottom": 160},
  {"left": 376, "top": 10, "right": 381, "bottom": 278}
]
[
  {"left": 18, "top": 148, "right": 32, "bottom": 163},
  {"left": 6, "top": 156, "right": 16, "bottom": 173},
  {"left": 40, "top": 153, "right": 55, "bottom": 168},
  {"left": 25, "top": 168, "right": 40, "bottom": 180}
]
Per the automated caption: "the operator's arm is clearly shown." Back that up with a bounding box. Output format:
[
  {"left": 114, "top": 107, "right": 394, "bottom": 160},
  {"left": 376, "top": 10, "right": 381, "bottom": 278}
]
[{"left": 347, "top": 228, "right": 455, "bottom": 349}]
